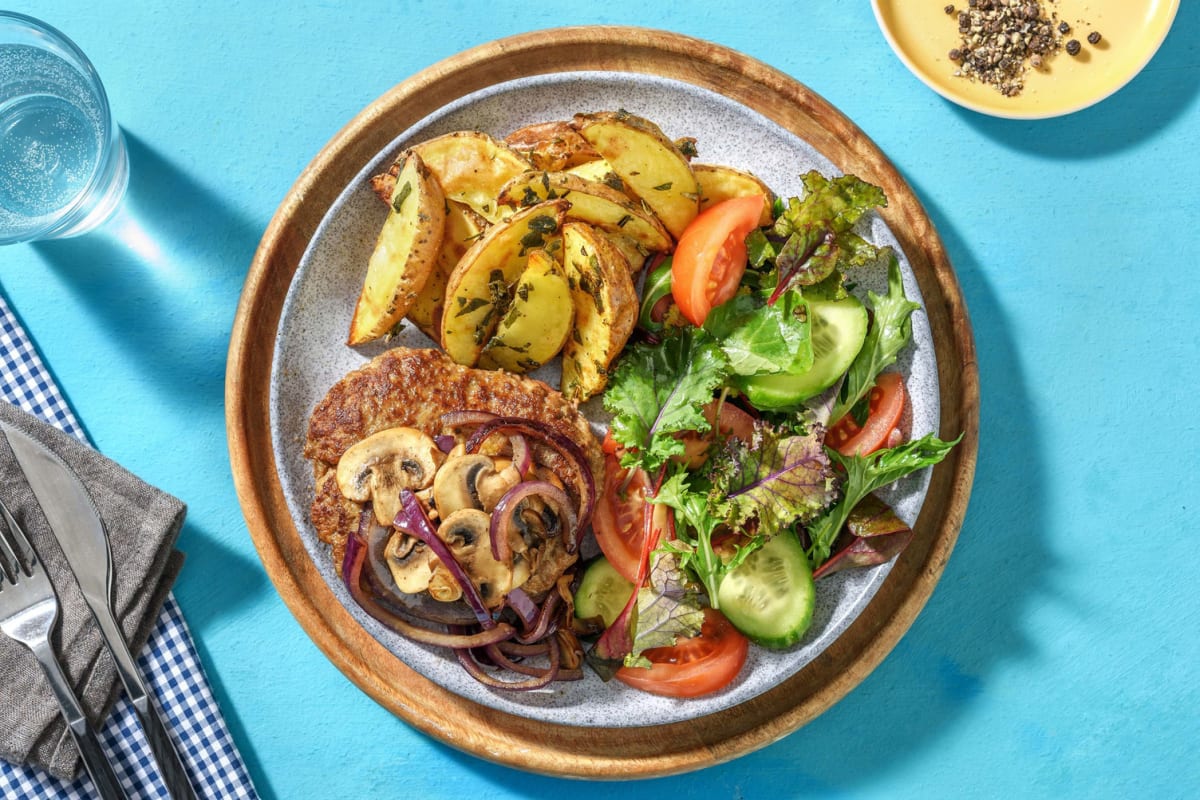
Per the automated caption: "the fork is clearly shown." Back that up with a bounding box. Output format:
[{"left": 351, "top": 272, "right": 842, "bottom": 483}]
[{"left": 0, "top": 498, "right": 126, "bottom": 800}]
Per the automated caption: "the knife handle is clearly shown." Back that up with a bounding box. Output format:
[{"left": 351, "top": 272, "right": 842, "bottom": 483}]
[
  {"left": 93, "top": 609, "right": 199, "bottom": 800},
  {"left": 31, "top": 641, "right": 127, "bottom": 800}
]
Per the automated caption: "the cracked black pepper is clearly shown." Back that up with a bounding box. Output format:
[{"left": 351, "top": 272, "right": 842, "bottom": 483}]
[{"left": 947, "top": 0, "right": 1062, "bottom": 97}]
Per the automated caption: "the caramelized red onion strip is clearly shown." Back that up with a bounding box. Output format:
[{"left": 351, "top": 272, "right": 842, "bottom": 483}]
[
  {"left": 341, "top": 517, "right": 513, "bottom": 649},
  {"left": 439, "top": 410, "right": 532, "bottom": 476},
  {"left": 454, "top": 635, "right": 562, "bottom": 690},
  {"left": 515, "top": 588, "right": 562, "bottom": 645},
  {"left": 464, "top": 417, "right": 595, "bottom": 552},
  {"left": 489, "top": 480, "right": 577, "bottom": 562},
  {"left": 392, "top": 489, "right": 495, "bottom": 629}
]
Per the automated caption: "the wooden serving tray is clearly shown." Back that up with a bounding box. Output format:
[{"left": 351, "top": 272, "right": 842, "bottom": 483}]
[{"left": 226, "top": 26, "right": 978, "bottom": 778}]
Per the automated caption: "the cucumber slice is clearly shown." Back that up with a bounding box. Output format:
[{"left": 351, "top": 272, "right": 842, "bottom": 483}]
[
  {"left": 716, "top": 531, "right": 815, "bottom": 649},
  {"left": 736, "top": 294, "right": 867, "bottom": 410},
  {"left": 573, "top": 556, "right": 634, "bottom": 628}
]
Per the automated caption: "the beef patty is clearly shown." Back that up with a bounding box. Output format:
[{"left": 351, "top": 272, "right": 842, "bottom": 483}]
[{"left": 305, "top": 347, "right": 604, "bottom": 581}]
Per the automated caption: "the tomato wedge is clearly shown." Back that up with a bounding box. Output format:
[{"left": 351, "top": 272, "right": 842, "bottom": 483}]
[
  {"left": 826, "top": 372, "right": 907, "bottom": 456},
  {"left": 591, "top": 449, "right": 669, "bottom": 582},
  {"left": 671, "top": 194, "right": 765, "bottom": 326},
  {"left": 615, "top": 607, "right": 749, "bottom": 697}
]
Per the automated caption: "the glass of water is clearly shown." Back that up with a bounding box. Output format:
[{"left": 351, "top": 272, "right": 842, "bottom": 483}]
[{"left": 0, "top": 12, "right": 128, "bottom": 245}]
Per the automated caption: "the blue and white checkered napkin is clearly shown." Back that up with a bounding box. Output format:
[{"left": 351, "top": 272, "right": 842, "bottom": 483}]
[{"left": 0, "top": 293, "right": 259, "bottom": 799}]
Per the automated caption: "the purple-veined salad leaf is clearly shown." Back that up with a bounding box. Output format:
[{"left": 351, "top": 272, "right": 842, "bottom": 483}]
[
  {"left": 806, "top": 432, "right": 961, "bottom": 566},
  {"left": 830, "top": 253, "right": 921, "bottom": 422},
  {"left": 708, "top": 423, "right": 837, "bottom": 534},
  {"left": 603, "top": 330, "right": 728, "bottom": 473},
  {"left": 585, "top": 549, "right": 703, "bottom": 679},
  {"left": 703, "top": 289, "right": 813, "bottom": 377},
  {"left": 748, "top": 171, "right": 888, "bottom": 299},
  {"left": 624, "top": 550, "right": 704, "bottom": 668},
  {"left": 812, "top": 494, "right": 914, "bottom": 579}
]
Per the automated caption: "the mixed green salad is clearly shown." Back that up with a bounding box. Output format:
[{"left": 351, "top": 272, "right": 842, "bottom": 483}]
[{"left": 572, "top": 172, "right": 960, "bottom": 697}]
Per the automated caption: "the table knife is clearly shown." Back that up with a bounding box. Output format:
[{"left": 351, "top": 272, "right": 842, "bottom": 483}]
[{"left": 1, "top": 423, "right": 199, "bottom": 800}]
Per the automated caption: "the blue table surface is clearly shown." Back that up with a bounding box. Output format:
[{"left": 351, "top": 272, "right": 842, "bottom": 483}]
[{"left": 4, "top": 2, "right": 1198, "bottom": 798}]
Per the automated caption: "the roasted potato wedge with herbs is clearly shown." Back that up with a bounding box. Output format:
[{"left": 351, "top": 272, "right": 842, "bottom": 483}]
[
  {"left": 407, "top": 200, "right": 488, "bottom": 342},
  {"left": 572, "top": 111, "right": 701, "bottom": 239},
  {"left": 565, "top": 158, "right": 626, "bottom": 191},
  {"left": 694, "top": 163, "right": 775, "bottom": 226},
  {"left": 440, "top": 199, "right": 570, "bottom": 367},
  {"left": 497, "top": 171, "right": 672, "bottom": 255},
  {"left": 504, "top": 121, "right": 601, "bottom": 172},
  {"left": 478, "top": 248, "right": 573, "bottom": 373},
  {"left": 411, "top": 131, "right": 531, "bottom": 223},
  {"left": 560, "top": 222, "right": 638, "bottom": 401},
  {"left": 348, "top": 151, "right": 445, "bottom": 346}
]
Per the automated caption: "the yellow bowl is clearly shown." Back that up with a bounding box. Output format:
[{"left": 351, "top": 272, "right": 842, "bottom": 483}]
[{"left": 872, "top": 0, "right": 1179, "bottom": 119}]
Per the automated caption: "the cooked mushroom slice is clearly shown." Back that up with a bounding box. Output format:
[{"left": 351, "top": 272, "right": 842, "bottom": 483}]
[
  {"left": 384, "top": 532, "right": 435, "bottom": 595},
  {"left": 432, "top": 454, "right": 521, "bottom": 518},
  {"left": 439, "top": 509, "right": 531, "bottom": 609},
  {"left": 335, "top": 427, "right": 445, "bottom": 526}
]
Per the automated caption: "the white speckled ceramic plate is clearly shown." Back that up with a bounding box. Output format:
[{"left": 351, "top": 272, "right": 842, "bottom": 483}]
[
  {"left": 229, "top": 27, "right": 977, "bottom": 778},
  {"left": 271, "top": 70, "right": 937, "bottom": 727}
]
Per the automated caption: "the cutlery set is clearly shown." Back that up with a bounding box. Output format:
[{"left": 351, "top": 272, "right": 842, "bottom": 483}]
[{"left": 0, "top": 423, "right": 197, "bottom": 800}]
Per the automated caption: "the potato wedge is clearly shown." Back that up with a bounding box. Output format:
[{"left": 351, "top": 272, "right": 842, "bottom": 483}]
[
  {"left": 560, "top": 222, "right": 638, "bottom": 401},
  {"left": 348, "top": 151, "right": 445, "bottom": 345},
  {"left": 603, "top": 232, "right": 646, "bottom": 274},
  {"left": 412, "top": 131, "right": 530, "bottom": 223},
  {"left": 694, "top": 163, "right": 775, "bottom": 226},
  {"left": 407, "top": 200, "right": 488, "bottom": 342},
  {"left": 478, "top": 248, "right": 573, "bottom": 373},
  {"left": 572, "top": 111, "right": 700, "bottom": 239},
  {"left": 441, "top": 199, "right": 570, "bottom": 366},
  {"left": 505, "top": 121, "right": 601, "bottom": 172},
  {"left": 565, "top": 158, "right": 626, "bottom": 192},
  {"left": 497, "top": 171, "right": 671, "bottom": 255}
]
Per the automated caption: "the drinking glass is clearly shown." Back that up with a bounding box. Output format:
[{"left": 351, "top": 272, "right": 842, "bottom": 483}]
[{"left": 0, "top": 12, "right": 128, "bottom": 245}]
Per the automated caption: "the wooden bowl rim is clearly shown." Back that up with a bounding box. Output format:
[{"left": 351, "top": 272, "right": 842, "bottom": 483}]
[{"left": 226, "top": 25, "right": 979, "bottom": 779}]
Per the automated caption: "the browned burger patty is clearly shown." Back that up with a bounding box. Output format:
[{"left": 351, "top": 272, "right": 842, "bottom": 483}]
[{"left": 305, "top": 346, "right": 604, "bottom": 574}]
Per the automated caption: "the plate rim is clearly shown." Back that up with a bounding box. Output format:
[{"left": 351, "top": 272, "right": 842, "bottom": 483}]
[
  {"left": 870, "top": 0, "right": 1181, "bottom": 120},
  {"left": 226, "top": 25, "right": 979, "bottom": 778}
]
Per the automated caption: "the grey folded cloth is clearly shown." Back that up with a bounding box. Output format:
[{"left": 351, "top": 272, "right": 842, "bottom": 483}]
[{"left": 0, "top": 402, "right": 186, "bottom": 781}]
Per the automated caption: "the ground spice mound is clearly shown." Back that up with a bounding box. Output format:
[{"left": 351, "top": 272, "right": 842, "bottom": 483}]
[{"left": 947, "top": 0, "right": 1062, "bottom": 97}]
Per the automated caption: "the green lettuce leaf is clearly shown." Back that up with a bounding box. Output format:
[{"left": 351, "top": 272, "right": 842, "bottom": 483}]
[
  {"left": 830, "top": 253, "right": 921, "bottom": 422},
  {"left": 806, "top": 432, "right": 961, "bottom": 566},
  {"left": 703, "top": 290, "right": 813, "bottom": 377},
  {"left": 652, "top": 469, "right": 732, "bottom": 606},
  {"left": 603, "top": 330, "right": 728, "bottom": 473}
]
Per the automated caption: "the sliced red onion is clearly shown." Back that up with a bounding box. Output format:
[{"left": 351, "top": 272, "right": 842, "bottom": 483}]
[
  {"left": 489, "top": 480, "right": 577, "bottom": 561},
  {"left": 434, "top": 434, "right": 457, "bottom": 454},
  {"left": 340, "top": 516, "right": 514, "bottom": 649},
  {"left": 504, "top": 586, "right": 539, "bottom": 628},
  {"left": 439, "top": 410, "right": 499, "bottom": 428},
  {"left": 515, "top": 589, "right": 561, "bottom": 645},
  {"left": 455, "top": 636, "right": 561, "bottom": 690},
  {"left": 509, "top": 432, "right": 532, "bottom": 478},
  {"left": 464, "top": 417, "right": 596, "bottom": 552},
  {"left": 393, "top": 489, "right": 494, "bottom": 630}
]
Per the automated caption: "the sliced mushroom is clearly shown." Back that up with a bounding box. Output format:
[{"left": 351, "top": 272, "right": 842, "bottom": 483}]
[
  {"left": 432, "top": 454, "right": 520, "bottom": 518},
  {"left": 336, "top": 427, "right": 444, "bottom": 526},
  {"left": 384, "top": 533, "right": 435, "bottom": 595},
  {"left": 438, "top": 509, "right": 531, "bottom": 609}
]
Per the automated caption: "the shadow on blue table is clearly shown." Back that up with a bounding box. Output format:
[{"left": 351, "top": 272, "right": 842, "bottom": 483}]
[
  {"left": 31, "top": 133, "right": 261, "bottom": 410},
  {"left": 955, "top": 1, "right": 1198, "bottom": 157},
  {"left": 417, "top": 199, "right": 1050, "bottom": 796}
]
